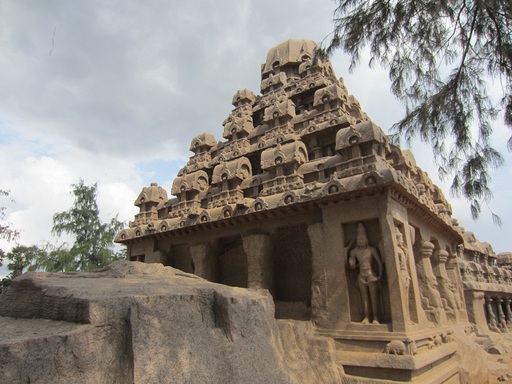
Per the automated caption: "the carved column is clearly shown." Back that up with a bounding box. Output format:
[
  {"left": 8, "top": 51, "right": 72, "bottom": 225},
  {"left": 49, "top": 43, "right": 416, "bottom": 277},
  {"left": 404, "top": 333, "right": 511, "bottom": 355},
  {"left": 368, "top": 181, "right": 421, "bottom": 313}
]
[
  {"left": 307, "top": 222, "right": 329, "bottom": 327},
  {"left": 189, "top": 242, "right": 215, "bottom": 281},
  {"left": 415, "top": 241, "right": 446, "bottom": 324},
  {"left": 464, "top": 290, "right": 488, "bottom": 334},
  {"left": 382, "top": 220, "right": 411, "bottom": 331},
  {"left": 505, "top": 298, "right": 512, "bottom": 326},
  {"left": 496, "top": 297, "right": 508, "bottom": 331},
  {"left": 446, "top": 253, "right": 465, "bottom": 312},
  {"left": 242, "top": 233, "right": 272, "bottom": 290},
  {"left": 311, "top": 146, "right": 322, "bottom": 160},
  {"left": 486, "top": 297, "right": 499, "bottom": 332},
  {"left": 432, "top": 249, "right": 458, "bottom": 319},
  {"left": 143, "top": 238, "right": 167, "bottom": 264}
]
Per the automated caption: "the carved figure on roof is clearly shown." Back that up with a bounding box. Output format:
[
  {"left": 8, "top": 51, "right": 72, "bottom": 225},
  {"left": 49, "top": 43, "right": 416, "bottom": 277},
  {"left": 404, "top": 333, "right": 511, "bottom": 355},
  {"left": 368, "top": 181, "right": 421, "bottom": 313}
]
[{"left": 348, "top": 223, "right": 383, "bottom": 324}]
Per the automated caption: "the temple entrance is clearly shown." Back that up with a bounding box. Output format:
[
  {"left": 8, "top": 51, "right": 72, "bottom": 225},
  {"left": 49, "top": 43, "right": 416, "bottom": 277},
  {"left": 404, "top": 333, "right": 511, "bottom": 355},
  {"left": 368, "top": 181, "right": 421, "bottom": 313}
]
[
  {"left": 214, "top": 236, "right": 248, "bottom": 288},
  {"left": 169, "top": 244, "right": 194, "bottom": 273},
  {"left": 271, "top": 224, "right": 312, "bottom": 320}
]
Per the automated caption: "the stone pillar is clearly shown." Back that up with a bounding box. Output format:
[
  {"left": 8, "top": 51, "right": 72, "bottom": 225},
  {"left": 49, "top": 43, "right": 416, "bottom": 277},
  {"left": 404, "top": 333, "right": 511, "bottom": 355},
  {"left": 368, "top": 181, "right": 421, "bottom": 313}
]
[
  {"left": 432, "top": 249, "right": 458, "bottom": 319},
  {"left": 143, "top": 238, "right": 167, "bottom": 264},
  {"left": 505, "top": 298, "right": 512, "bottom": 326},
  {"left": 497, "top": 297, "right": 508, "bottom": 332},
  {"left": 242, "top": 233, "right": 272, "bottom": 290},
  {"left": 307, "top": 222, "right": 328, "bottom": 327},
  {"left": 446, "top": 253, "right": 467, "bottom": 319},
  {"left": 415, "top": 241, "right": 446, "bottom": 324},
  {"left": 312, "top": 146, "right": 322, "bottom": 160},
  {"left": 464, "top": 290, "right": 488, "bottom": 334},
  {"left": 189, "top": 243, "right": 215, "bottom": 281},
  {"left": 380, "top": 218, "right": 409, "bottom": 331},
  {"left": 486, "top": 297, "right": 500, "bottom": 332}
]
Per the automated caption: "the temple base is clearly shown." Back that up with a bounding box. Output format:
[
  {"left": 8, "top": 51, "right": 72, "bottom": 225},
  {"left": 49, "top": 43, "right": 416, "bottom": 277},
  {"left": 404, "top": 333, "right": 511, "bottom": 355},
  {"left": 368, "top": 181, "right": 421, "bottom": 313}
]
[{"left": 318, "top": 327, "right": 459, "bottom": 383}]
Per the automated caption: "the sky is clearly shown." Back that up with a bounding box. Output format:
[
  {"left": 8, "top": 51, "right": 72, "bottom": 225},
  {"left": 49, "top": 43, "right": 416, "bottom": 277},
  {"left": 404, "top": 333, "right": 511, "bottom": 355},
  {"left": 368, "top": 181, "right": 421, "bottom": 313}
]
[{"left": 1, "top": 1, "right": 511, "bottom": 277}]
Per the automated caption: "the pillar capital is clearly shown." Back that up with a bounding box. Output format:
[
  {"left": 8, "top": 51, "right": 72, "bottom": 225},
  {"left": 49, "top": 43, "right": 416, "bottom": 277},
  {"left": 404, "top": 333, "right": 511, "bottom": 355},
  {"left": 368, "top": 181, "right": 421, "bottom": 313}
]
[
  {"left": 420, "top": 241, "right": 435, "bottom": 259},
  {"left": 435, "top": 249, "right": 449, "bottom": 264}
]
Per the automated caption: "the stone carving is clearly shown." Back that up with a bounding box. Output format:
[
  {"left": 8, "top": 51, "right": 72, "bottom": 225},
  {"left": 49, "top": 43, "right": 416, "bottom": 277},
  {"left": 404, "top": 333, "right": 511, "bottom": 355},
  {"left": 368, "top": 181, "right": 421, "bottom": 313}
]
[
  {"left": 456, "top": 228, "right": 512, "bottom": 333},
  {"left": 348, "top": 223, "right": 383, "bottom": 324},
  {"left": 442, "top": 332, "right": 454, "bottom": 343},
  {"left": 110, "top": 39, "right": 504, "bottom": 382},
  {"left": 408, "top": 340, "right": 418, "bottom": 355},
  {"left": 415, "top": 240, "right": 445, "bottom": 324},
  {"left": 505, "top": 298, "right": 512, "bottom": 325},
  {"left": 498, "top": 252, "right": 512, "bottom": 269},
  {"left": 386, "top": 340, "right": 406, "bottom": 355},
  {"left": 497, "top": 298, "right": 508, "bottom": 331},
  {"left": 433, "top": 249, "right": 459, "bottom": 319},
  {"left": 395, "top": 226, "right": 412, "bottom": 322},
  {"left": 486, "top": 297, "right": 501, "bottom": 333},
  {"left": 446, "top": 254, "right": 464, "bottom": 310}
]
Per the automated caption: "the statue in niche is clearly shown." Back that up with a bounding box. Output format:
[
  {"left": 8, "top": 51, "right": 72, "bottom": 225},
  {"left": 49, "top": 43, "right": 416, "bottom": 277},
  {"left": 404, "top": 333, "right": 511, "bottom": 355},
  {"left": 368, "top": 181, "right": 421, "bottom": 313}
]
[
  {"left": 348, "top": 223, "right": 383, "bottom": 324},
  {"left": 395, "top": 227, "right": 412, "bottom": 322}
]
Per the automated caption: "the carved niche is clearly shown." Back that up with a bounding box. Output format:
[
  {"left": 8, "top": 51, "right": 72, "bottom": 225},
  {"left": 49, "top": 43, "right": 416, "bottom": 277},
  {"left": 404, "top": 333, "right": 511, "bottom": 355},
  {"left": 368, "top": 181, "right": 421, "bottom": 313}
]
[{"left": 343, "top": 220, "right": 390, "bottom": 324}]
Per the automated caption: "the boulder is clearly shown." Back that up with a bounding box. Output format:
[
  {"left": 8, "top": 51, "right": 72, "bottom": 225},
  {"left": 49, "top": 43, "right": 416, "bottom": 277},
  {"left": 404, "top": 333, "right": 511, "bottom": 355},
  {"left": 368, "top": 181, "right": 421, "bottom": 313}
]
[{"left": 0, "top": 261, "right": 342, "bottom": 384}]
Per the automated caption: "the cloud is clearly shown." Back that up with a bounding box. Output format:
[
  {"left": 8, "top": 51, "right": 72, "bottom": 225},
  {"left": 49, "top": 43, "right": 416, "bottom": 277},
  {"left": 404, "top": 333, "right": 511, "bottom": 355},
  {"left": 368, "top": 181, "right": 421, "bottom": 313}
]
[
  {"left": 0, "top": 0, "right": 510, "bottom": 281},
  {"left": 0, "top": 0, "right": 344, "bottom": 158}
]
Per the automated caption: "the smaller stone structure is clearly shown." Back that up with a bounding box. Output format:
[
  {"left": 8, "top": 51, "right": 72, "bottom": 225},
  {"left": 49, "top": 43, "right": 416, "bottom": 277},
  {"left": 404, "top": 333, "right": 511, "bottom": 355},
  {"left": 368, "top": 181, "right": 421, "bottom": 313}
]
[{"left": 457, "top": 226, "right": 512, "bottom": 335}]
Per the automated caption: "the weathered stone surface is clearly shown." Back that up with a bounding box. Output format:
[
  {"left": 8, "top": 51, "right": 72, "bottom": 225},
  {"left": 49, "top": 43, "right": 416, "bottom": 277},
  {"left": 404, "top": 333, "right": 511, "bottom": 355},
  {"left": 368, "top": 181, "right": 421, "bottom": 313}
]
[
  {"left": 0, "top": 317, "right": 131, "bottom": 384},
  {"left": 0, "top": 261, "right": 342, "bottom": 384},
  {"left": 453, "top": 326, "right": 489, "bottom": 384}
]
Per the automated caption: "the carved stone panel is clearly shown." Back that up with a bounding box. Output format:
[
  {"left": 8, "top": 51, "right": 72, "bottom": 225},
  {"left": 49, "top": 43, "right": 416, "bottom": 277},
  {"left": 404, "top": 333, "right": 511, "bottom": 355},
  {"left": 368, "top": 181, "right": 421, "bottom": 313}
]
[{"left": 343, "top": 220, "right": 390, "bottom": 324}]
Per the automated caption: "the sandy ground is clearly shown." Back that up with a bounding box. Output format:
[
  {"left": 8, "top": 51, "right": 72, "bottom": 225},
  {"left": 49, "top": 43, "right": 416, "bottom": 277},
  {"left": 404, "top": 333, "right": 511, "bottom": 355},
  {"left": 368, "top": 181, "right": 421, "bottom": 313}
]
[{"left": 485, "top": 332, "right": 512, "bottom": 383}]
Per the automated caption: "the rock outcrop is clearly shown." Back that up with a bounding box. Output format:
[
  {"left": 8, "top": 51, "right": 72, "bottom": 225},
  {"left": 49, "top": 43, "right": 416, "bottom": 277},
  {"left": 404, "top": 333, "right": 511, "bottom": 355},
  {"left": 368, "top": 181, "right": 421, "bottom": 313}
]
[{"left": 0, "top": 261, "right": 342, "bottom": 384}]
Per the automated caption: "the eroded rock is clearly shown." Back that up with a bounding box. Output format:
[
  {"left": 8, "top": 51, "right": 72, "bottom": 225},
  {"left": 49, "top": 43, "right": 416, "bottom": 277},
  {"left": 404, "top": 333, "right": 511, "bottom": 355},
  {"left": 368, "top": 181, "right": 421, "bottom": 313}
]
[{"left": 0, "top": 261, "right": 342, "bottom": 384}]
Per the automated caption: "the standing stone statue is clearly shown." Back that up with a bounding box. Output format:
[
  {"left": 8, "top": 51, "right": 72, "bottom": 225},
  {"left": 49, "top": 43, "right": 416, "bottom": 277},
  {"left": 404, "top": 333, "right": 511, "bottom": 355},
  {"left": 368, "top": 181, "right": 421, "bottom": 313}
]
[
  {"left": 396, "top": 227, "right": 412, "bottom": 322},
  {"left": 348, "top": 223, "right": 383, "bottom": 324}
]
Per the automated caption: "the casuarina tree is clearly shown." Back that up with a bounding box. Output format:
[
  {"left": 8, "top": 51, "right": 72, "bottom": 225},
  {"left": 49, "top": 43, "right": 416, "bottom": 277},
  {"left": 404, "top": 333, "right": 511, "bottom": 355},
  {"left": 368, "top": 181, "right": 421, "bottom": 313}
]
[
  {"left": 320, "top": 0, "right": 512, "bottom": 220},
  {"left": 0, "top": 190, "right": 19, "bottom": 253},
  {"left": 51, "top": 179, "right": 125, "bottom": 271}
]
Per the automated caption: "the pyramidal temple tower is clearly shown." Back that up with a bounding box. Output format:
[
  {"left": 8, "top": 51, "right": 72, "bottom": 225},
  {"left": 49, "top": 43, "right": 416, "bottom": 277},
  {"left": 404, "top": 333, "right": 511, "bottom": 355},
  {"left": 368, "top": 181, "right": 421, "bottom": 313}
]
[{"left": 116, "top": 39, "right": 471, "bottom": 382}]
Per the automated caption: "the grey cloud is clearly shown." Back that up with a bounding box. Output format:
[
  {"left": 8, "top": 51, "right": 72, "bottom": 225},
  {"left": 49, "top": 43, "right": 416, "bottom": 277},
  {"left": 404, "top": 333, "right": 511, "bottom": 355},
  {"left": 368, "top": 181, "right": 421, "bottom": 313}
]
[
  {"left": 1, "top": 0, "right": 509, "bottom": 253},
  {"left": 0, "top": 0, "right": 337, "bottom": 161}
]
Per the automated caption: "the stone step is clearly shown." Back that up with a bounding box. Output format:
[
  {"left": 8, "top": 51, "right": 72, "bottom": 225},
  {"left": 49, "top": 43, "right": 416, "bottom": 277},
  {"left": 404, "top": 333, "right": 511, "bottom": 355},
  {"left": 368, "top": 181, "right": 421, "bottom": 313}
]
[{"left": 335, "top": 345, "right": 459, "bottom": 383}]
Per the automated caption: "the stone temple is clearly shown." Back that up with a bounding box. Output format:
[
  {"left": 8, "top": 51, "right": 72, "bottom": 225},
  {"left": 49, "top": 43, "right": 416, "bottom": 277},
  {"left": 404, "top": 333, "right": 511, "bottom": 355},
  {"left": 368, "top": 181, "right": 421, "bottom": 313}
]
[{"left": 113, "top": 40, "right": 509, "bottom": 382}]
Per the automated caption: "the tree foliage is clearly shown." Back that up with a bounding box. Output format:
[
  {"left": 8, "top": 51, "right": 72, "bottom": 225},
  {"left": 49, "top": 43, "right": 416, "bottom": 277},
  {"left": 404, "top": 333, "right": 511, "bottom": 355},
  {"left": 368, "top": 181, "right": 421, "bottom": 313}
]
[
  {"left": 0, "top": 182, "right": 125, "bottom": 292},
  {"left": 0, "top": 190, "right": 19, "bottom": 273},
  {"left": 50, "top": 179, "right": 125, "bottom": 271},
  {"left": 321, "top": 0, "right": 512, "bottom": 219},
  {"left": 0, "top": 245, "right": 44, "bottom": 291},
  {"left": 0, "top": 191, "right": 27, "bottom": 290},
  {"left": 0, "top": 190, "right": 19, "bottom": 247}
]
